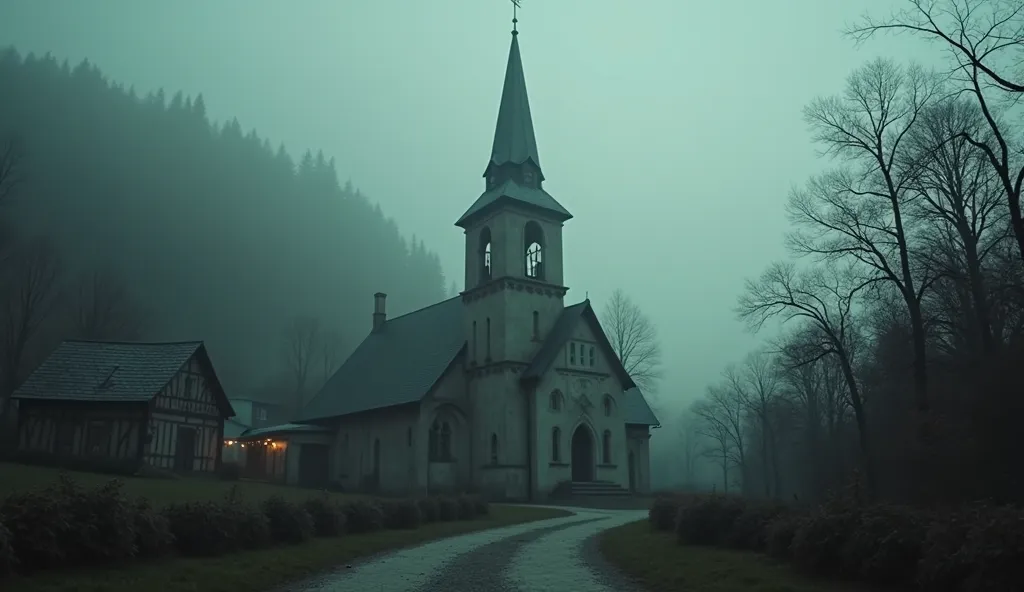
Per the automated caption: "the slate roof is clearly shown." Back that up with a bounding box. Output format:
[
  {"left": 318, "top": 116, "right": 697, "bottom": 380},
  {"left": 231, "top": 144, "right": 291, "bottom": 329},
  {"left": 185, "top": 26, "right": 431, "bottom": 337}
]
[
  {"left": 12, "top": 340, "right": 235, "bottom": 417},
  {"left": 295, "top": 296, "right": 466, "bottom": 422},
  {"left": 623, "top": 387, "right": 660, "bottom": 427},
  {"left": 297, "top": 295, "right": 658, "bottom": 427},
  {"left": 456, "top": 179, "right": 572, "bottom": 228},
  {"left": 239, "top": 423, "right": 330, "bottom": 440},
  {"left": 488, "top": 31, "right": 541, "bottom": 173}
]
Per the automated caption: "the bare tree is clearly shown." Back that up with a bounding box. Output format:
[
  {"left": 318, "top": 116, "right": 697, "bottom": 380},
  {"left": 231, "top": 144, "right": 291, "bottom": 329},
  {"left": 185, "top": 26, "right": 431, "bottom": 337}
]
[
  {"left": 602, "top": 289, "right": 662, "bottom": 393},
  {"left": 0, "top": 238, "right": 61, "bottom": 401},
  {"left": 677, "top": 408, "right": 702, "bottom": 486},
  {"left": 283, "top": 316, "right": 320, "bottom": 413},
  {"left": 691, "top": 392, "right": 737, "bottom": 493},
  {"left": 0, "top": 134, "right": 25, "bottom": 207},
  {"left": 69, "top": 269, "right": 147, "bottom": 341},
  {"left": 319, "top": 329, "right": 345, "bottom": 382},
  {"left": 850, "top": 1, "right": 1024, "bottom": 265},
  {"left": 737, "top": 262, "right": 876, "bottom": 494},
  {"left": 907, "top": 97, "right": 1006, "bottom": 355},
  {"left": 790, "top": 59, "right": 939, "bottom": 417},
  {"left": 732, "top": 351, "right": 784, "bottom": 498}
]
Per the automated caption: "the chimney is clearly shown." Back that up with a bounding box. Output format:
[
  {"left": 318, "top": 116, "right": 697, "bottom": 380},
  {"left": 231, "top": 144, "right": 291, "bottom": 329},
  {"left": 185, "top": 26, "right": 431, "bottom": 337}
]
[{"left": 372, "top": 292, "right": 387, "bottom": 332}]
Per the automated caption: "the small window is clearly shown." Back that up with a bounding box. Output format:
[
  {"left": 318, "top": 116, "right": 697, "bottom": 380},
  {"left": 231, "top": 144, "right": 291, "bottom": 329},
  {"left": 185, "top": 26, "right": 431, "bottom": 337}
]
[
  {"left": 602, "top": 430, "right": 612, "bottom": 464},
  {"left": 550, "top": 390, "right": 562, "bottom": 411},
  {"left": 490, "top": 433, "right": 498, "bottom": 465},
  {"left": 570, "top": 343, "right": 576, "bottom": 365},
  {"left": 256, "top": 407, "right": 268, "bottom": 421},
  {"left": 532, "top": 311, "right": 539, "bottom": 340},
  {"left": 603, "top": 396, "right": 613, "bottom": 417},
  {"left": 552, "top": 427, "right": 561, "bottom": 462},
  {"left": 589, "top": 346, "right": 595, "bottom": 367},
  {"left": 182, "top": 376, "right": 194, "bottom": 399},
  {"left": 472, "top": 321, "right": 478, "bottom": 363},
  {"left": 486, "top": 318, "right": 492, "bottom": 361}
]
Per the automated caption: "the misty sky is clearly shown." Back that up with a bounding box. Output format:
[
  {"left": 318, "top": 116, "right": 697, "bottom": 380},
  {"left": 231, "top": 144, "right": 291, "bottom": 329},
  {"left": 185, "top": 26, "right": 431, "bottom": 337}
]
[{"left": 0, "top": 1, "right": 944, "bottom": 424}]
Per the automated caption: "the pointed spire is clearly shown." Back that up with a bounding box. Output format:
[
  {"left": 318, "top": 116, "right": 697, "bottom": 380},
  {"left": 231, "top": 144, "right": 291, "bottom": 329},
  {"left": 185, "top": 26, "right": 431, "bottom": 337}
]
[{"left": 486, "top": 27, "right": 542, "bottom": 179}]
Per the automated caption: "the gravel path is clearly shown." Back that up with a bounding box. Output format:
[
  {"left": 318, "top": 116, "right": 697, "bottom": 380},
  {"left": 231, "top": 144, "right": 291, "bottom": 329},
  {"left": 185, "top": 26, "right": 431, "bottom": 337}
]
[{"left": 278, "top": 506, "right": 645, "bottom": 592}]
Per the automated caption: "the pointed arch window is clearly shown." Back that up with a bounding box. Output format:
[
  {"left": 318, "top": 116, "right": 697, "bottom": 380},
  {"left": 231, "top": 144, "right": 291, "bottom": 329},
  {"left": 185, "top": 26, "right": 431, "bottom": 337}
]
[
  {"left": 549, "top": 389, "right": 562, "bottom": 411},
  {"left": 490, "top": 433, "right": 499, "bottom": 465},
  {"left": 602, "top": 430, "right": 612, "bottom": 464},
  {"left": 429, "top": 419, "right": 453, "bottom": 462},
  {"left": 552, "top": 427, "right": 561, "bottom": 462},
  {"left": 479, "top": 227, "right": 492, "bottom": 284},
  {"left": 524, "top": 221, "right": 544, "bottom": 279},
  {"left": 603, "top": 395, "right": 613, "bottom": 417}
]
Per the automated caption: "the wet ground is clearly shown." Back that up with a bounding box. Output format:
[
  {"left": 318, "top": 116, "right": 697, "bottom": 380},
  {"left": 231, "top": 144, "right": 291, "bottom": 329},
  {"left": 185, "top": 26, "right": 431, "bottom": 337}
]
[{"left": 276, "top": 506, "right": 646, "bottom": 592}]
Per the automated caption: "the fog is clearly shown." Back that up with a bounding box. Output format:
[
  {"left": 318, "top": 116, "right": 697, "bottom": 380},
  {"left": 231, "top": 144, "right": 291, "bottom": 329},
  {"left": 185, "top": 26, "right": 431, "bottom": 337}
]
[{"left": 4, "top": 0, "right": 1020, "bottom": 500}]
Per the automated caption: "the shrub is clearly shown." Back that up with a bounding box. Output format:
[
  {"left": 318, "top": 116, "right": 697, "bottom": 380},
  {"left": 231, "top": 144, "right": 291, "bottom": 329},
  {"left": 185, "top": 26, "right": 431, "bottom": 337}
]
[
  {"left": 0, "top": 517, "right": 15, "bottom": 577},
  {"left": 52, "top": 476, "right": 138, "bottom": 565},
  {"left": 131, "top": 498, "right": 174, "bottom": 558},
  {"left": 790, "top": 503, "right": 858, "bottom": 577},
  {"left": 472, "top": 495, "right": 490, "bottom": 516},
  {"left": 303, "top": 496, "right": 347, "bottom": 537},
  {"left": 342, "top": 500, "right": 385, "bottom": 534},
  {"left": 917, "top": 506, "right": 979, "bottom": 592},
  {"left": 1, "top": 488, "right": 69, "bottom": 571},
  {"left": 765, "top": 513, "right": 801, "bottom": 560},
  {"left": 648, "top": 496, "right": 682, "bottom": 532},
  {"left": 437, "top": 497, "right": 459, "bottom": 521},
  {"left": 455, "top": 495, "right": 477, "bottom": 520},
  {"left": 163, "top": 501, "right": 240, "bottom": 557},
  {"left": 840, "top": 504, "right": 929, "bottom": 587},
  {"left": 726, "top": 500, "right": 790, "bottom": 551},
  {"left": 675, "top": 494, "right": 745, "bottom": 546},
  {"left": 219, "top": 462, "right": 242, "bottom": 481},
  {"left": 381, "top": 499, "right": 422, "bottom": 530},
  {"left": 957, "top": 504, "right": 1024, "bottom": 592},
  {"left": 261, "top": 496, "right": 314, "bottom": 544},
  {"left": 230, "top": 503, "right": 273, "bottom": 549},
  {"left": 416, "top": 497, "right": 440, "bottom": 523}
]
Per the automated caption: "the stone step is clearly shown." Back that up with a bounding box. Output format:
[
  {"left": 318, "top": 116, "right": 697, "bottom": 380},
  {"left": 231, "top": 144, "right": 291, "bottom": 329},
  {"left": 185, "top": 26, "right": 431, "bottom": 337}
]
[{"left": 569, "top": 480, "right": 632, "bottom": 496}]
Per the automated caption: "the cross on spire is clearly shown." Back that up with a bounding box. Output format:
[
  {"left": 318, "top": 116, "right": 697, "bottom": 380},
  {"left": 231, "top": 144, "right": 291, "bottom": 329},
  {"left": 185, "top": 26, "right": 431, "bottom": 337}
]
[{"left": 511, "top": 0, "right": 520, "bottom": 34}]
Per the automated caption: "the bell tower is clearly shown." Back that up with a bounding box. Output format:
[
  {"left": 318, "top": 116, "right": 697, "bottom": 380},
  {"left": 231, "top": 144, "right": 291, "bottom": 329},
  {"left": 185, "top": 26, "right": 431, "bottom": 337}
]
[{"left": 456, "top": 19, "right": 572, "bottom": 366}]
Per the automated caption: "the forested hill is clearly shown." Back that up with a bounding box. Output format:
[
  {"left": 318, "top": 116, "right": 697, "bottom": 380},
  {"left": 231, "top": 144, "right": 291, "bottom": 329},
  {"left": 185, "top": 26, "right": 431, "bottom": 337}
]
[{"left": 0, "top": 48, "right": 449, "bottom": 400}]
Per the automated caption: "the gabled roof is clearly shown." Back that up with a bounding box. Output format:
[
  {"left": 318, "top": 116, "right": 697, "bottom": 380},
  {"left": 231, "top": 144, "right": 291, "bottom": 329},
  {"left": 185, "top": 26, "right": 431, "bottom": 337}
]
[
  {"left": 488, "top": 30, "right": 541, "bottom": 175},
  {"left": 224, "top": 418, "right": 250, "bottom": 439},
  {"left": 239, "top": 423, "right": 330, "bottom": 440},
  {"left": 296, "top": 296, "right": 466, "bottom": 422},
  {"left": 455, "top": 179, "right": 571, "bottom": 228},
  {"left": 623, "top": 387, "right": 660, "bottom": 427},
  {"left": 12, "top": 340, "right": 235, "bottom": 417},
  {"left": 522, "top": 300, "right": 636, "bottom": 390}
]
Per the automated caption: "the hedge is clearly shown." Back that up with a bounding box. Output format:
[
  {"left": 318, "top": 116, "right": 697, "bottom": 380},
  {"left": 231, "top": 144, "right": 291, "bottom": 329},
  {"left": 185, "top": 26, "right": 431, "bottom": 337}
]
[
  {"left": 646, "top": 492, "right": 1024, "bottom": 592},
  {"left": 0, "top": 472, "right": 490, "bottom": 577}
]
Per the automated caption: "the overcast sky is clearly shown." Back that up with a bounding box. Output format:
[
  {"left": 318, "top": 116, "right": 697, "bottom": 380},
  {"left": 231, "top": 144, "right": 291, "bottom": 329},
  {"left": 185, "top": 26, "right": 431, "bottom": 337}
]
[{"left": 0, "top": 0, "right": 943, "bottom": 423}]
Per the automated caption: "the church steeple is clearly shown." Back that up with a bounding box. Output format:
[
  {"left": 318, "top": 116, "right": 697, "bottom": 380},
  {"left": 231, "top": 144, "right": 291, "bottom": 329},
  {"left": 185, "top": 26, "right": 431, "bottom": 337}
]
[{"left": 486, "top": 26, "right": 542, "bottom": 182}]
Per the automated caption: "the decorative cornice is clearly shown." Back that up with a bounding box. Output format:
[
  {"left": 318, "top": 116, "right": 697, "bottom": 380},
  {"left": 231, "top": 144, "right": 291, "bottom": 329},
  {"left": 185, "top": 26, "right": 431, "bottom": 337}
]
[{"left": 461, "top": 276, "right": 568, "bottom": 303}]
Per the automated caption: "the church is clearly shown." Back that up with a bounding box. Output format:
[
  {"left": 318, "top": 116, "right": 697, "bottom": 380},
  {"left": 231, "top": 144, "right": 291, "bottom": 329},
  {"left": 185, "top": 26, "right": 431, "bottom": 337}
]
[{"left": 243, "top": 21, "right": 659, "bottom": 501}]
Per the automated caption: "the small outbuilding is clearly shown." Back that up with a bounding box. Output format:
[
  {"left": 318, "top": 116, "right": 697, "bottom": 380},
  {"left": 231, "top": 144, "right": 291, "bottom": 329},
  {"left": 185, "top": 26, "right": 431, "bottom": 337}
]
[{"left": 11, "top": 340, "right": 235, "bottom": 474}]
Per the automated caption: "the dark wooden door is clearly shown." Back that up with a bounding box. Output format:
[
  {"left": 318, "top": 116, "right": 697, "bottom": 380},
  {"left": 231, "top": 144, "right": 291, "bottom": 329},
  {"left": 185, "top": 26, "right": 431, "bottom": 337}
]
[
  {"left": 571, "top": 426, "right": 594, "bottom": 482},
  {"left": 298, "top": 443, "right": 330, "bottom": 488},
  {"left": 174, "top": 426, "right": 196, "bottom": 472}
]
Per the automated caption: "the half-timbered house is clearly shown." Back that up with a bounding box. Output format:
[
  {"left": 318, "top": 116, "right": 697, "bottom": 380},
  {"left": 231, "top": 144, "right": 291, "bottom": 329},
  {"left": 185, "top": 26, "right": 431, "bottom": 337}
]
[{"left": 11, "top": 340, "right": 235, "bottom": 474}]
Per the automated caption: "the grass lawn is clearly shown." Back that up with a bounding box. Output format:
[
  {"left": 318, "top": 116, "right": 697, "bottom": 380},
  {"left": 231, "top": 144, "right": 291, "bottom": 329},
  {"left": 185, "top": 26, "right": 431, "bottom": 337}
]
[
  {"left": 0, "top": 462, "right": 365, "bottom": 506},
  {"left": 600, "top": 520, "right": 870, "bottom": 592},
  {"left": 3, "top": 503, "right": 570, "bottom": 592}
]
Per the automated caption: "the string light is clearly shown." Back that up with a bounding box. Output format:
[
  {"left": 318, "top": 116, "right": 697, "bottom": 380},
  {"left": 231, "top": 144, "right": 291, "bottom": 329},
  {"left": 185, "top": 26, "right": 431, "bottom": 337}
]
[{"left": 224, "top": 439, "right": 285, "bottom": 449}]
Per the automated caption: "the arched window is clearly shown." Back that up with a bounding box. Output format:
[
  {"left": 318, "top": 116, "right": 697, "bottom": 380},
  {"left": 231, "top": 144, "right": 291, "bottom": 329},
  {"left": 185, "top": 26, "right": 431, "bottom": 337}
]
[
  {"left": 549, "top": 390, "right": 562, "bottom": 411},
  {"left": 552, "top": 427, "right": 561, "bottom": 462},
  {"left": 429, "top": 419, "right": 453, "bottom": 462},
  {"left": 479, "top": 227, "right": 492, "bottom": 284},
  {"left": 490, "top": 433, "right": 499, "bottom": 465},
  {"left": 602, "top": 430, "right": 611, "bottom": 464},
  {"left": 524, "top": 221, "right": 544, "bottom": 279},
  {"left": 603, "top": 395, "right": 613, "bottom": 417},
  {"left": 589, "top": 346, "right": 595, "bottom": 367},
  {"left": 533, "top": 311, "right": 539, "bottom": 340}
]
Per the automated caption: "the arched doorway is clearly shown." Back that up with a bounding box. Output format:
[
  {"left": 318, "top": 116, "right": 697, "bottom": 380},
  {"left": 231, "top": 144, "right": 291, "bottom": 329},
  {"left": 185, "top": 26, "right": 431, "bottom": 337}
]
[{"left": 571, "top": 425, "right": 594, "bottom": 482}]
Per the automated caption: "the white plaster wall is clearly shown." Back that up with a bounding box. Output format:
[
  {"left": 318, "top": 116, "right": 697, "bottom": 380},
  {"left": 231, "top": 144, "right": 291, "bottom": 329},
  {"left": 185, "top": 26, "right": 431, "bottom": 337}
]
[
  {"left": 420, "top": 364, "right": 471, "bottom": 494},
  {"left": 626, "top": 425, "right": 652, "bottom": 493}
]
